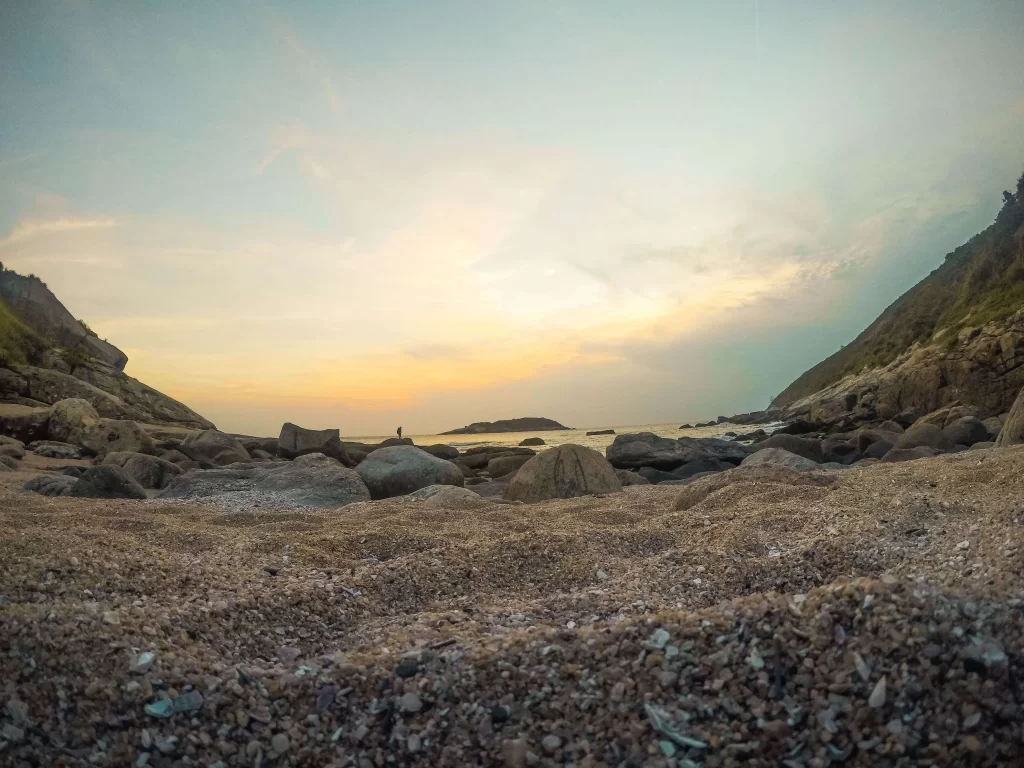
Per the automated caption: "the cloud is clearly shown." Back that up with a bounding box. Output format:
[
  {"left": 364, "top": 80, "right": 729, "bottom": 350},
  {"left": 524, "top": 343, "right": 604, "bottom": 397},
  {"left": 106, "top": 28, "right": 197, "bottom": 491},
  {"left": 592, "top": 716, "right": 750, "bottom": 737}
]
[{"left": 0, "top": 216, "right": 117, "bottom": 248}]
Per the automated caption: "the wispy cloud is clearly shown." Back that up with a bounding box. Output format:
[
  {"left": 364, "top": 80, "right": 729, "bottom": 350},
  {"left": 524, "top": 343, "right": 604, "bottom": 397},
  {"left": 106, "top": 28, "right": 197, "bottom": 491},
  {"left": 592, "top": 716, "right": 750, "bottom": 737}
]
[{"left": 0, "top": 217, "right": 117, "bottom": 249}]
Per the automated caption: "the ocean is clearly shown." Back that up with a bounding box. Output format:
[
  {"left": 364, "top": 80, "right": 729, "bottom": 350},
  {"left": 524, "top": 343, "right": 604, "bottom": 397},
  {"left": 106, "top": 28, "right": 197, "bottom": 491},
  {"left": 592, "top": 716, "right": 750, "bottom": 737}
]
[{"left": 342, "top": 421, "right": 774, "bottom": 452}]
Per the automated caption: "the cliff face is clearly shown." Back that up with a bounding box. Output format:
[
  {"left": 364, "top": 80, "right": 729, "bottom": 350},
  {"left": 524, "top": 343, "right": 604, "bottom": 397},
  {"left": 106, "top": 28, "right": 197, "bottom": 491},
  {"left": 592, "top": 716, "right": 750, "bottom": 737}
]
[
  {"left": 772, "top": 172, "right": 1024, "bottom": 426},
  {"left": 0, "top": 269, "right": 128, "bottom": 370},
  {"left": 0, "top": 267, "right": 213, "bottom": 430}
]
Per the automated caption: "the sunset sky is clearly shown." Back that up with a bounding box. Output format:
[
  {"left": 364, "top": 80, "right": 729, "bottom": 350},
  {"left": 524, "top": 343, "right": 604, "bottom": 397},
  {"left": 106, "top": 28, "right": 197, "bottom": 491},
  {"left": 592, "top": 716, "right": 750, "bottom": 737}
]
[{"left": 2, "top": 1, "right": 1023, "bottom": 436}]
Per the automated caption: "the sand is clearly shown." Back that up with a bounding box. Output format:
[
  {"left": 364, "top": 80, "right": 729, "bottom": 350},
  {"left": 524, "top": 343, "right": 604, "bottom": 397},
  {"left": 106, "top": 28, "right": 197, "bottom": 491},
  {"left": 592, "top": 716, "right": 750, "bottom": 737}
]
[{"left": 2, "top": 447, "right": 1023, "bottom": 766}]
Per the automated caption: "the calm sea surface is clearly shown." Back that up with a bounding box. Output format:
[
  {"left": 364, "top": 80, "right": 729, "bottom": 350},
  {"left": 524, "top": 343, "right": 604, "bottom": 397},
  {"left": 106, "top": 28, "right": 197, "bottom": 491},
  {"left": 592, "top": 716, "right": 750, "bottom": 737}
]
[{"left": 342, "top": 421, "right": 775, "bottom": 453}]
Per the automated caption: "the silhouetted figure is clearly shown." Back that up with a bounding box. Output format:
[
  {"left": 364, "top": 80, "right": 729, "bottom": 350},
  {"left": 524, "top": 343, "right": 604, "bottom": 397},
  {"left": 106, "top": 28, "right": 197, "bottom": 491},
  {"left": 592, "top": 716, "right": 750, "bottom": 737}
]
[{"left": 397, "top": 426, "right": 402, "bottom": 440}]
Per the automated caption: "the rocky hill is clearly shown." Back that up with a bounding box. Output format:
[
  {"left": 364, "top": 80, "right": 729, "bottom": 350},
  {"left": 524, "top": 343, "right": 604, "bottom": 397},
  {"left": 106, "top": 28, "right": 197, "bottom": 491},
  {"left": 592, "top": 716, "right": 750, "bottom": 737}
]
[
  {"left": 441, "top": 416, "right": 570, "bottom": 435},
  {"left": 771, "top": 170, "right": 1024, "bottom": 428},
  {"left": 0, "top": 265, "right": 213, "bottom": 430}
]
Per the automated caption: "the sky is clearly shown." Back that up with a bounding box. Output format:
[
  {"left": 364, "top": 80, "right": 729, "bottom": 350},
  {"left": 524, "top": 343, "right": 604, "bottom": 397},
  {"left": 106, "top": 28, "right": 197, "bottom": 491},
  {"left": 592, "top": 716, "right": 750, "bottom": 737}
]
[{"left": 1, "top": 1, "right": 1023, "bottom": 436}]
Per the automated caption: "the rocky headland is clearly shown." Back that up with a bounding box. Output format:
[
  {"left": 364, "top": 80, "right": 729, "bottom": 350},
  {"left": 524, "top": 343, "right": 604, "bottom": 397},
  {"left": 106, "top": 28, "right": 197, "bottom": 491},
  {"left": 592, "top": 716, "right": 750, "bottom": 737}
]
[{"left": 440, "top": 417, "right": 570, "bottom": 435}]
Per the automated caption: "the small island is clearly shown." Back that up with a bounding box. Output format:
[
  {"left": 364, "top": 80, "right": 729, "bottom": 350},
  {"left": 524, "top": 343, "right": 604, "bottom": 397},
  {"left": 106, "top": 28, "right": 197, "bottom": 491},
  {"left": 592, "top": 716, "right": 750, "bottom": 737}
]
[{"left": 440, "top": 417, "right": 570, "bottom": 435}]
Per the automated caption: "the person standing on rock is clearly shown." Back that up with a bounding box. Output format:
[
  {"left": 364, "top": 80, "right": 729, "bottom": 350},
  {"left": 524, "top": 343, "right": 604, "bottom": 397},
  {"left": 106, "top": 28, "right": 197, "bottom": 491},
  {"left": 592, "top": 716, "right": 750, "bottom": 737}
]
[{"left": 397, "top": 426, "right": 402, "bottom": 440}]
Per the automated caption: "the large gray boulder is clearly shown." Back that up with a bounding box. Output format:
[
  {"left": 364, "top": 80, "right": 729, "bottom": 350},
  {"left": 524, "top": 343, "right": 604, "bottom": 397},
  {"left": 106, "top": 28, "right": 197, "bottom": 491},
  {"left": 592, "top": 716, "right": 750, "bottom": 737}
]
[
  {"left": 277, "top": 423, "right": 351, "bottom": 465},
  {"left": 47, "top": 398, "right": 100, "bottom": 443},
  {"left": 758, "top": 434, "right": 824, "bottom": 463},
  {"left": 179, "top": 430, "right": 250, "bottom": 466},
  {"left": 894, "top": 423, "right": 953, "bottom": 451},
  {"left": 68, "top": 466, "right": 148, "bottom": 499},
  {"left": 942, "top": 416, "right": 989, "bottom": 447},
  {"left": 486, "top": 453, "right": 533, "bottom": 479},
  {"left": 997, "top": 387, "right": 1024, "bottom": 447},
  {"left": 24, "top": 474, "right": 77, "bottom": 497},
  {"left": 78, "top": 419, "right": 155, "bottom": 458},
  {"left": 740, "top": 448, "right": 820, "bottom": 472},
  {"left": 605, "top": 433, "right": 689, "bottom": 470},
  {"left": 356, "top": 446, "right": 464, "bottom": 500},
  {"left": 159, "top": 453, "right": 370, "bottom": 510},
  {"left": 505, "top": 444, "right": 622, "bottom": 503},
  {"left": 675, "top": 437, "right": 756, "bottom": 465},
  {"left": 102, "top": 451, "right": 184, "bottom": 490}
]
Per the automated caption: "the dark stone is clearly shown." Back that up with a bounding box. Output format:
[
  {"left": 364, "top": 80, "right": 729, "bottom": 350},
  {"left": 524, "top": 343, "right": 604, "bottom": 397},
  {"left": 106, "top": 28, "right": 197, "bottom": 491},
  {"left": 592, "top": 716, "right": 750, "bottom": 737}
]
[
  {"left": 637, "top": 466, "right": 681, "bottom": 484},
  {"left": 863, "top": 439, "right": 893, "bottom": 460},
  {"left": 671, "top": 458, "right": 732, "bottom": 479},
  {"left": 760, "top": 434, "right": 824, "bottom": 463},
  {"left": 69, "top": 465, "right": 147, "bottom": 499},
  {"left": 395, "top": 660, "right": 419, "bottom": 679}
]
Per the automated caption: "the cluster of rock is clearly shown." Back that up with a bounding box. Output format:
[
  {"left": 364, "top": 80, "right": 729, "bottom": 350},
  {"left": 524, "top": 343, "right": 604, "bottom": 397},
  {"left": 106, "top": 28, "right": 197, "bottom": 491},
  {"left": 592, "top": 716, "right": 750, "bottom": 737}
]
[
  {"left": 604, "top": 401, "right": 1015, "bottom": 487},
  {"left": 11, "top": 404, "right": 626, "bottom": 509}
]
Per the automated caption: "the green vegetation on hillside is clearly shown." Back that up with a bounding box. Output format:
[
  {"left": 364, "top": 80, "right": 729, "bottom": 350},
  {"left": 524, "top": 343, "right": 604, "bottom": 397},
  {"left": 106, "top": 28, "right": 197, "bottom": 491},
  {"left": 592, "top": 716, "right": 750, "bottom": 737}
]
[
  {"left": 0, "top": 298, "right": 49, "bottom": 367},
  {"left": 774, "top": 170, "right": 1024, "bottom": 406}
]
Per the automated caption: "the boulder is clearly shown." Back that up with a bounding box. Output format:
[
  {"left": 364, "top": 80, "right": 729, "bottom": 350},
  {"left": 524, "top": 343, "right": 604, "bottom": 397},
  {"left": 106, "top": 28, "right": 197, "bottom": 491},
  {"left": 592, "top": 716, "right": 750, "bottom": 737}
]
[
  {"left": 159, "top": 453, "right": 371, "bottom": 509},
  {"left": 856, "top": 428, "right": 901, "bottom": 454},
  {"left": 740, "top": 448, "right": 820, "bottom": 472},
  {"left": 894, "top": 423, "right": 954, "bottom": 451},
  {"left": 277, "top": 423, "right": 351, "bottom": 465},
  {"left": 759, "top": 434, "right": 824, "bottom": 463},
  {"left": 78, "top": 419, "right": 155, "bottom": 458},
  {"left": 0, "top": 454, "right": 19, "bottom": 469},
  {"left": 160, "top": 448, "right": 201, "bottom": 471},
  {"left": 179, "top": 430, "right": 250, "bottom": 466},
  {"left": 676, "top": 437, "right": 755, "bottom": 465},
  {"left": 0, "top": 441, "right": 25, "bottom": 459},
  {"left": 918, "top": 403, "right": 981, "bottom": 430},
  {"left": 942, "top": 417, "right": 989, "bottom": 447},
  {"left": 505, "top": 444, "right": 621, "bottom": 503},
  {"left": 250, "top": 449, "right": 274, "bottom": 460},
  {"left": 356, "top": 446, "right": 464, "bottom": 500},
  {"left": 821, "top": 438, "right": 857, "bottom": 463},
  {"left": 877, "top": 420, "right": 905, "bottom": 434},
  {"left": 419, "top": 444, "right": 460, "bottom": 460},
  {"left": 673, "top": 465, "right": 835, "bottom": 512},
  {"left": 671, "top": 458, "right": 733, "bottom": 479},
  {"left": 636, "top": 466, "right": 680, "bottom": 484},
  {"left": 679, "top": 424, "right": 693, "bottom": 430},
  {"left": 586, "top": 429, "right": 615, "bottom": 436},
  {"left": 881, "top": 446, "right": 942, "bottom": 463},
  {"left": 486, "top": 454, "right": 533, "bottom": 479},
  {"left": 0, "top": 404, "right": 50, "bottom": 443},
  {"left": 28, "top": 440, "right": 81, "bottom": 460},
  {"left": 996, "top": 384, "right": 1024, "bottom": 447},
  {"left": 68, "top": 466, "right": 147, "bottom": 499},
  {"left": 970, "top": 441, "right": 995, "bottom": 450},
  {"left": 863, "top": 439, "right": 893, "bottom": 460},
  {"left": 409, "top": 484, "right": 487, "bottom": 507},
  {"left": 463, "top": 445, "right": 536, "bottom": 456},
  {"left": 982, "top": 417, "right": 1003, "bottom": 441},
  {"left": 240, "top": 436, "right": 279, "bottom": 456},
  {"left": 519, "top": 437, "right": 545, "bottom": 446},
  {"left": 24, "top": 474, "right": 77, "bottom": 497},
  {"left": 734, "top": 429, "right": 766, "bottom": 441},
  {"left": 455, "top": 462, "right": 478, "bottom": 480},
  {"left": 47, "top": 398, "right": 100, "bottom": 443},
  {"left": 375, "top": 437, "right": 414, "bottom": 449},
  {"left": 776, "top": 420, "right": 821, "bottom": 435},
  {"left": 615, "top": 469, "right": 650, "bottom": 486},
  {"left": 605, "top": 433, "right": 689, "bottom": 470},
  {"left": 102, "top": 451, "right": 184, "bottom": 490}
]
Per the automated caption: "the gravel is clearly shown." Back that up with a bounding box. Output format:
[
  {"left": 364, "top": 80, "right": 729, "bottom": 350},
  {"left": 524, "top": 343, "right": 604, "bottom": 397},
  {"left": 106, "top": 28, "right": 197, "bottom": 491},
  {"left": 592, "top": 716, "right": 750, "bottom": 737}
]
[{"left": 3, "top": 447, "right": 1024, "bottom": 765}]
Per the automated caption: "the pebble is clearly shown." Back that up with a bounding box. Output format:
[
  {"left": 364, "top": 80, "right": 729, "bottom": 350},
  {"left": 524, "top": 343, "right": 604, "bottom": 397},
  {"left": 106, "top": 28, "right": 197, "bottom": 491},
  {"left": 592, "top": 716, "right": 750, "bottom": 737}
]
[
  {"left": 868, "top": 676, "right": 887, "bottom": 708},
  {"left": 541, "top": 734, "right": 562, "bottom": 753},
  {"left": 399, "top": 692, "right": 422, "bottom": 713},
  {"left": 271, "top": 733, "right": 290, "bottom": 755},
  {"left": 131, "top": 652, "right": 156, "bottom": 674},
  {"left": 395, "top": 659, "right": 420, "bottom": 678}
]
